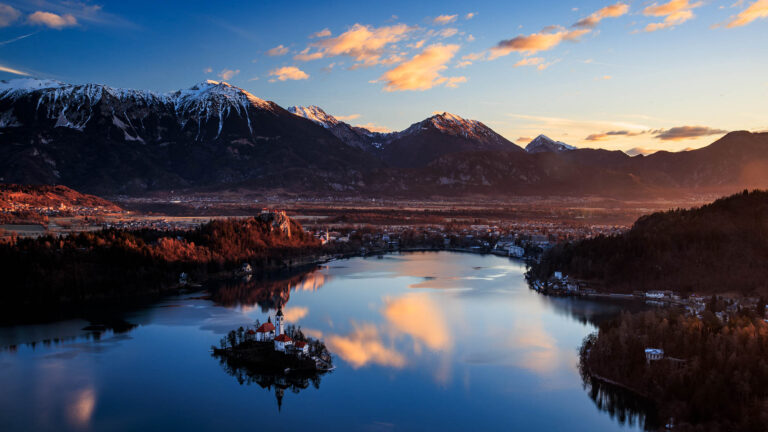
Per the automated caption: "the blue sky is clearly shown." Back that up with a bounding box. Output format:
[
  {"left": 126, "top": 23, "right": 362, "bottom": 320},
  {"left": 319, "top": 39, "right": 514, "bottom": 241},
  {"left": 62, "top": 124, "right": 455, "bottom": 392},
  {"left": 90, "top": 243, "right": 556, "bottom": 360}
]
[{"left": 1, "top": 0, "right": 767, "bottom": 152}]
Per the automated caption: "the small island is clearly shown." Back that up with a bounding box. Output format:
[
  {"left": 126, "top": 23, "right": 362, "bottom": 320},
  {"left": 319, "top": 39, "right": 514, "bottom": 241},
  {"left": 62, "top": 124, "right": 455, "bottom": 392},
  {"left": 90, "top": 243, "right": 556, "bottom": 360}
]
[
  {"left": 211, "top": 308, "right": 333, "bottom": 409},
  {"left": 212, "top": 307, "right": 333, "bottom": 372}
]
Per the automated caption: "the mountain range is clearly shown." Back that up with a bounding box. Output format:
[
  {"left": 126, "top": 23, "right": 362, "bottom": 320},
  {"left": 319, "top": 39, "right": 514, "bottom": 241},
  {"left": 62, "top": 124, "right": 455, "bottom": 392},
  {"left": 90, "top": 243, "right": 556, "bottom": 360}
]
[{"left": 1, "top": 78, "right": 767, "bottom": 198}]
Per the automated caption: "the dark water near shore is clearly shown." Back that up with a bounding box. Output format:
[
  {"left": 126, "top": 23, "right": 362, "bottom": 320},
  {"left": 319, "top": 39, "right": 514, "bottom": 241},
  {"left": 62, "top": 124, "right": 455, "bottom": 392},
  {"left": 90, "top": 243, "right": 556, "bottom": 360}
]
[{"left": 0, "top": 252, "right": 651, "bottom": 431}]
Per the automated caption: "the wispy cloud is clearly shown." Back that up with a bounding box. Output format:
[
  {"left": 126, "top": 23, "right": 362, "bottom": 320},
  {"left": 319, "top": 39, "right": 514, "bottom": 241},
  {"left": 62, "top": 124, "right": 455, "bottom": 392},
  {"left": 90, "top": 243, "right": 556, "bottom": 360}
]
[
  {"left": 309, "top": 28, "right": 331, "bottom": 38},
  {"left": 514, "top": 56, "right": 556, "bottom": 70},
  {"left": 266, "top": 44, "right": 289, "bottom": 56},
  {"left": 489, "top": 28, "right": 590, "bottom": 59},
  {"left": 218, "top": 68, "right": 239, "bottom": 80},
  {"left": 0, "top": 31, "right": 35, "bottom": 45},
  {"left": 0, "top": 3, "right": 20, "bottom": 27},
  {"left": 465, "top": 12, "right": 477, "bottom": 20},
  {"left": 379, "top": 43, "right": 466, "bottom": 91},
  {"left": 585, "top": 126, "right": 728, "bottom": 142},
  {"left": 433, "top": 14, "right": 458, "bottom": 25},
  {"left": 294, "top": 23, "right": 413, "bottom": 68},
  {"left": 585, "top": 130, "right": 645, "bottom": 141},
  {"left": 355, "top": 122, "right": 391, "bottom": 133},
  {"left": 654, "top": 125, "right": 727, "bottom": 140},
  {"left": 269, "top": 66, "right": 309, "bottom": 82},
  {"left": 725, "top": 0, "right": 768, "bottom": 27},
  {"left": 336, "top": 113, "right": 361, "bottom": 121},
  {"left": 573, "top": 2, "right": 630, "bottom": 28},
  {"left": 28, "top": 11, "right": 77, "bottom": 29},
  {"left": 0, "top": 63, "right": 28, "bottom": 75},
  {"left": 202, "top": 67, "right": 212, "bottom": 74},
  {"left": 642, "top": 0, "right": 702, "bottom": 32}
]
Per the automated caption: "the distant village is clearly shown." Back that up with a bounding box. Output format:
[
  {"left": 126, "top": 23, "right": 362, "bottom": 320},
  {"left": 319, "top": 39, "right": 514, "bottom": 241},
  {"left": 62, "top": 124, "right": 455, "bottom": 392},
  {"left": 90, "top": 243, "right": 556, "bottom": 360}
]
[{"left": 533, "top": 270, "right": 768, "bottom": 324}]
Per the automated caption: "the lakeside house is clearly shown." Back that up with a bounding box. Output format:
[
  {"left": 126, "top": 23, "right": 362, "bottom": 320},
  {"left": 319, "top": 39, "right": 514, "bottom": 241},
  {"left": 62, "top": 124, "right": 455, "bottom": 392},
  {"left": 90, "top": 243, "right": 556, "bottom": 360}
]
[{"left": 645, "top": 348, "right": 664, "bottom": 364}]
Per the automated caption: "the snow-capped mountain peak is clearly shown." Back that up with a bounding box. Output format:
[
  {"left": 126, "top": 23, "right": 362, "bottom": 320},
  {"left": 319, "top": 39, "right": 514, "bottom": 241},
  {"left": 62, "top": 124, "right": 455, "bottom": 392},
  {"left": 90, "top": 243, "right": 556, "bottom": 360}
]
[
  {"left": 287, "top": 105, "right": 341, "bottom": 128},
  {"left": 525, "top": 134, "right": 576, "bottom": 153},
  {"left": 172, "top": 81, "right": 273, "bottom": 112}
]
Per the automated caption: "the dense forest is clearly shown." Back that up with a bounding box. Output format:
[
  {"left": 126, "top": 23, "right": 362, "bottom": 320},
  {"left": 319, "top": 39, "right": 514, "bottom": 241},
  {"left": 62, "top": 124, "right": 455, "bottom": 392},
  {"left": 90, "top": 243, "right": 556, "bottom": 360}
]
[
  {"left": 0, "top": 213, "right": 321, "bottom": 314},
  {"left": 581, "top": 309, "right": 768, "bottom": 431},
  {"left": 529, "top": 189, "right": 768, "bottom": 295}
]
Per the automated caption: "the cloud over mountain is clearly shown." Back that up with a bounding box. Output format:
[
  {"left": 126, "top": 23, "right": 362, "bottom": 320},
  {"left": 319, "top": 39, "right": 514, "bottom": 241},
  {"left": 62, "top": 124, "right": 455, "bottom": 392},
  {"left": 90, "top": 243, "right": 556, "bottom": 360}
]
[
  {"left": 379, "top": 43, "right": 465, "bottom": 91},
  {"left": 269, "top": 66, "right": 309, "bottom": 82}
]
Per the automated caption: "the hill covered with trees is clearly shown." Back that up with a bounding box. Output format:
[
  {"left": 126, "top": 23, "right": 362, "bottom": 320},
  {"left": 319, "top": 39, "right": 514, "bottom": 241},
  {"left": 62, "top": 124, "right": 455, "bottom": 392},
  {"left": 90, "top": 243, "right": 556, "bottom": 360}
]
[
  {"left": 529, "top": 189, "right": 768, "bottom": 295},
  {"left": 581, "top": 309, "right": 768, "bottom": 431},
  {"left": 0, "top": 212, "right": 320, "bottom": 317}
]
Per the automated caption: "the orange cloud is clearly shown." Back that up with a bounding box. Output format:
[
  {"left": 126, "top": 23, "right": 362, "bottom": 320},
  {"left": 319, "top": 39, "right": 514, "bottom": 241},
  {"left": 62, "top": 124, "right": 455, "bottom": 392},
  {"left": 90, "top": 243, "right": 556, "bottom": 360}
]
[
  {"left": 517, "top": 136, "right": 533, "bottom": 144},
  {"left": 643, "top": 0, "right": 702, "bottom": 32},
  {"left": 266, "top": 44, "right": 289, "bottom": 56},
  {"left": 433, "top": 14, "right": 458, "bottom": 25},
  {"left": 268, "top": 66, "right": 309, "bottom": 82},
  {"left": 382, "top": 294, "right": 452, "bottom": 351},
  {"left": 336, "top": 113, "right": 361, "bottom": 121},
  {"left": 355, "top": 122, "right": 392, "bottom": 133},
  {"left": 0, "top": 64, "right": 29, "bottom": 76},
  {"left": 585, "top": 130, "right": 645, "bottom": 141},
  {"left": 437, "top": 28, "right": 459, "bottom": 38},
  {"left": 514, "top": 57, "right": 555, "bottom": 70},
  {"left": 489, "top": 28, "right": 590, "bottom": 59},
  {"left": 293, "top": 47, "right": 324, "bottom": 61},
  {"left": 726, "top": 0, "right": 768, "bottom": 27},
  {"left": 310, "top": 28, "right": 332, "bottom": 38},
  {"left": 28, "top": 11, "right": 77, "bottom": 29},
  {"left": 304, "top": 23, "right": 412, "bottom": 67},
  {"left": 326, "top": 323, "right": 406, "bottom": 368},
  {"left": 573, "top": 2, "right": 630, "bottom": 28},
  {"left": 654, "top": 125, "right": 727, "bottom": 140},
  {"left": 379, "top": 43, "right": 466, "bottom": 92},
  {"left": 282, "top": 306, "right": 308, "bottom": 322},
  {"left": 218, "top": 69, "right": 239, "bottom": 80}
]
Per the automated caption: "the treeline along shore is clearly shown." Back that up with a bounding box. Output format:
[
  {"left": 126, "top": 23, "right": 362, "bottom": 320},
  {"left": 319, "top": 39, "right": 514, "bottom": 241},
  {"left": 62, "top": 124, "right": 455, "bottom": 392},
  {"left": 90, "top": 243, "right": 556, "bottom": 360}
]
[
  {"left": 0, "top": 212, "right": 323, "bottom": 318},
  {"left": 528, "top": 189, "right": 768, "bottom": 296},
  {"left": 581, "top": 309, "right": 768, "bottom": 431}
]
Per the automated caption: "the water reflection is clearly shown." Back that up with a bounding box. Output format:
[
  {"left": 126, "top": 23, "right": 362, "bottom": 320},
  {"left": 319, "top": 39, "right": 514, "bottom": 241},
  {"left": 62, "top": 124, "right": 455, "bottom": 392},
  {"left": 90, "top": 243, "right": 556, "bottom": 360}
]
[
  {"left": 581, "top": 375, "right": 659, "bottom": 430},
  {"left": 0, "top": 252, "right": 658, "bottom": 431},
  {"left": 209, "top": 269, "right": 331, "bottom": 311},
  {"left": 213, "top": 354, "right": 328, "bottom": 411}
]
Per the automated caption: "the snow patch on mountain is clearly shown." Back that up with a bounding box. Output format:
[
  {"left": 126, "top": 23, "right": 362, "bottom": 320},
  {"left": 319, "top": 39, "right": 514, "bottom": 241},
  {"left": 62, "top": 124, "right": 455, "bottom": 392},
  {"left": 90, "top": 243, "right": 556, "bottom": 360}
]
[
  {"left": 525, "top": 134, "right": 576, "bottom": 153},
  {"left": 287, "top": 105, "right": 341, "bottom": 128}
]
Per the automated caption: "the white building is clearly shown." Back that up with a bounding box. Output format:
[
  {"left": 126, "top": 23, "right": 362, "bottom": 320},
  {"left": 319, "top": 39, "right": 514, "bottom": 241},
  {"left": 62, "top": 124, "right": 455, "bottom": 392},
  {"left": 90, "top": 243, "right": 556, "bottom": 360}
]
[
  {"left": 645, "top": 348, "right": 664, "bottom": 364},
  {"left": 294, "top": 341, "right": 309, "bottom": 356},
  {"left": 274, "top": 334, "right": 293, "bottom": 352},
  {"left": 255, "top": 322, "right": 276, "bottom": 342},
  {"left": 508, "top": 245, "right": 525, "bottom": 258},
  {"left": 275, "top": 308, "right": 285, "bottom": 335}
]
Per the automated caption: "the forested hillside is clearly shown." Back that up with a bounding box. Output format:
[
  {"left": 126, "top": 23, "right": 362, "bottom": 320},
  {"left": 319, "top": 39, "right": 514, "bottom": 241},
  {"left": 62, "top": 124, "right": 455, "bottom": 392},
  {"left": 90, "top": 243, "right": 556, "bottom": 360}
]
[{"left": 530, "top": 189, "right": 768, "bottom": 295}]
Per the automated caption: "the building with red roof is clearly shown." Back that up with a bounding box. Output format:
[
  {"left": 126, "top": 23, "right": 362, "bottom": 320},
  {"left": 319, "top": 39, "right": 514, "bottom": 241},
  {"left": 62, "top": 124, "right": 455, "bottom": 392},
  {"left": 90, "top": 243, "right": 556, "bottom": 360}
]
[
  {"left": 255, "top": 322, "right": 276, "bottom": 342},
  {"left": 274, "top": 333, "right": 293, "bottom": 352}
]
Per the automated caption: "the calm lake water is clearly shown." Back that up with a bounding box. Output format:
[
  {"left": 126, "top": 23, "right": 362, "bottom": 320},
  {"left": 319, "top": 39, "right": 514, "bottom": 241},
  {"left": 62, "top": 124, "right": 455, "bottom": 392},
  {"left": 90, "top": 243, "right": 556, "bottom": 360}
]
[{"left": 0, "top": 252, "right": 650, "bottom": 431}]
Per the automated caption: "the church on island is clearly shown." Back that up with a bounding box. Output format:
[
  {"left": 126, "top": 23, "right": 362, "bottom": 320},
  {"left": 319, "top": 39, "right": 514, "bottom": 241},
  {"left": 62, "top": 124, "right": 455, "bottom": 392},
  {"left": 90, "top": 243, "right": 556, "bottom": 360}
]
[{"left": 253, "top": 308, "right": 309, "bottom": 355}]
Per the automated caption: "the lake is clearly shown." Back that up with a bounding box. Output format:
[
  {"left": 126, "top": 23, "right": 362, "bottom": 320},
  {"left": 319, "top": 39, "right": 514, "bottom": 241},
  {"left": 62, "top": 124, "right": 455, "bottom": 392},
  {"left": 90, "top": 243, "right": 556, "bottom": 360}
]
[{"left": 0, "top": 252, "right": 651, "bottom": 431}]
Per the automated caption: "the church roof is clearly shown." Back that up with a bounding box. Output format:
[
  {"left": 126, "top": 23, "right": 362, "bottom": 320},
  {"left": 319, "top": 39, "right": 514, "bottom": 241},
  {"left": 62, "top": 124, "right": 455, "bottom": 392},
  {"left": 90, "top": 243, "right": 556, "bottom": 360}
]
[
  {"left": 256, "top": 322, "right": 275, "bottom": 333},
  {"left": 274, "top": 334, "right": 292, "bottom": 342}
]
